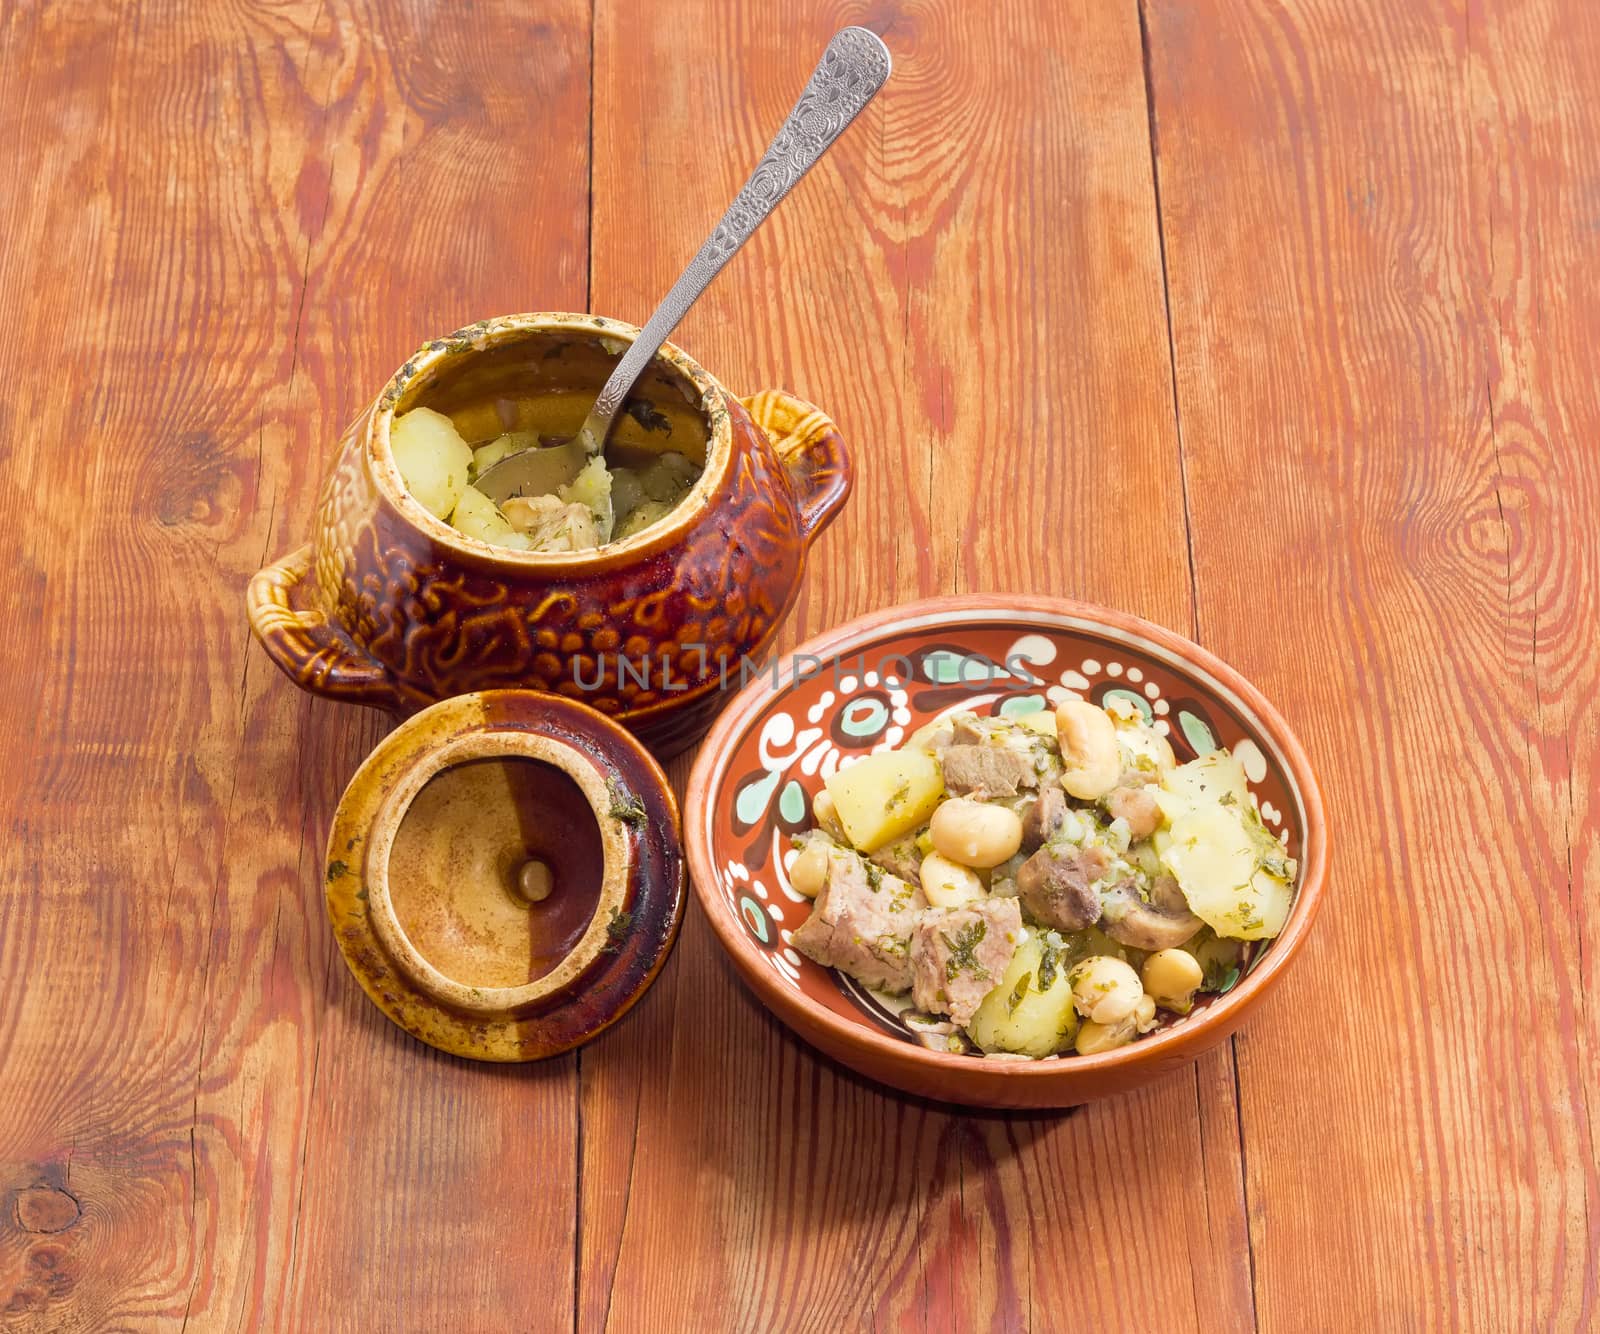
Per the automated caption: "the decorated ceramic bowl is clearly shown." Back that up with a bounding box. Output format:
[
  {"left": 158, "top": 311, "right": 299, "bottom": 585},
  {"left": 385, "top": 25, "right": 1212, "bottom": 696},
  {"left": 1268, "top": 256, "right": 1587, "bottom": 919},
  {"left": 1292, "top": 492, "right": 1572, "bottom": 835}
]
[
  {"left": 247, "top": 313, "right": 851, "bottom": 757},
  {"left": 684, "top": 594, "right": 1328, "bottom": 1108}
]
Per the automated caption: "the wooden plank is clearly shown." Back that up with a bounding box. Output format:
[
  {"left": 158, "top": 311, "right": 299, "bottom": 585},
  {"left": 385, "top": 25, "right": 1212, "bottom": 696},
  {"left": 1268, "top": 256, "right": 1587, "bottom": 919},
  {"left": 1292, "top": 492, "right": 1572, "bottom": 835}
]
[
  {"left": 581, "top": 2, "right": 1252, "bottom": 1329},
  {"left": 274, "top": 2, "right": 594, "bottom": 1327},
  {"left": 0, "top": 1, "right": 591, "bottom": 1328},
  {"left": 1142, "top": 0, "right": 1599, "bottom": 1326}
]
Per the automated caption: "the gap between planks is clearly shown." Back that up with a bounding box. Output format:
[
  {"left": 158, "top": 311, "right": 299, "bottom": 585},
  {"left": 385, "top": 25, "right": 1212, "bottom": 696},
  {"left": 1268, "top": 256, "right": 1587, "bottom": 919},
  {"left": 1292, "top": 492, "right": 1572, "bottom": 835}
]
[
  {"left": 574, "top": 1, "right": 598, "bottom": 1329},
  {"left": 1136, "top": 2, "right": 1259, "bottom": 1330}
]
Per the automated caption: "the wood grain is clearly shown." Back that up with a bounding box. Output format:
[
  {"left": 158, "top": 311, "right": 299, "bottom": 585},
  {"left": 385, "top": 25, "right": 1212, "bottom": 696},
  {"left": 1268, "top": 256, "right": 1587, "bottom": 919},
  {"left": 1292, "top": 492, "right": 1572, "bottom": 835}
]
[
  {"left": 0, "top": 0, "right": 1595, "bottom": 1329},
  {"left": 1143, "top": 0, "right": 1599, "bottom": 1326},
  {"left": 0, "top": 0, "right": 590, "bottom": 1329}
]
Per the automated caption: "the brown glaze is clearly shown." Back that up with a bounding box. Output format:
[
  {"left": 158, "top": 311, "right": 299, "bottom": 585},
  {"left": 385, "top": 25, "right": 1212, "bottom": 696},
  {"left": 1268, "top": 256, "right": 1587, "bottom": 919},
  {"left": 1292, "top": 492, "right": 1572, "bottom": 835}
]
[
  {"left": 328, "top": 690, "right": 685, "bottom": 1061},
  {"left": 386, "top": 756, "right": 605, "bottom": 987},
  {"left": 247, "top": 314, "right": 852, "bottom": 756}
]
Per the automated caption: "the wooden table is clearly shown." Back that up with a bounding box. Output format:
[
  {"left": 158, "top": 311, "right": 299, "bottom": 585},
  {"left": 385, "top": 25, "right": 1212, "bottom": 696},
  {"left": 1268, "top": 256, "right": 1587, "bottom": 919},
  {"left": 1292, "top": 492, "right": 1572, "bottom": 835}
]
[{"left": 2, "top": 1, "right": 1595, "bottom": 1329}]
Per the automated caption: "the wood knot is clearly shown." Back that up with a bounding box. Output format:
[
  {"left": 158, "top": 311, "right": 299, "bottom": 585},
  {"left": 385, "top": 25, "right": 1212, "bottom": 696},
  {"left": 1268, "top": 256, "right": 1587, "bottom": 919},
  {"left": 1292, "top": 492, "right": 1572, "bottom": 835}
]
[{"left": 15, "top": 1186, "right": 79, "bottom": 1233}]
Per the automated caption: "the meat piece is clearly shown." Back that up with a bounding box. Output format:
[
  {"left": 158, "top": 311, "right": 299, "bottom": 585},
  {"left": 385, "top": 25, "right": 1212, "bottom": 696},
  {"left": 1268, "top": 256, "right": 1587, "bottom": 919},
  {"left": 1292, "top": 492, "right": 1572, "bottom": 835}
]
[
  {"left": 1022, "top": 786, "right": 1068, "bottom": 850},
  {"left": 909, "top": 898, "right": 1023, "bottom": 1025},
  {"left": 939, "top": 745, "right": 1038, "bottom": 798},
  {"left": 1103, "top": 779, "right": 1161, "bottom": 840},
  {"left": 869, "top": 831, "right": 926, "bottom": 883},
  {"left": 500, "top": 495, "right": 601, "bottom": 551},
  {"left": 791, "top": 846, "right": 927, "bottom": 992},
  {"left": 949, "top": 714, "right": 1002, "bottom": 746},
  {"left": 1016, "top": 843, "right": 1111, "bottom": 932}
]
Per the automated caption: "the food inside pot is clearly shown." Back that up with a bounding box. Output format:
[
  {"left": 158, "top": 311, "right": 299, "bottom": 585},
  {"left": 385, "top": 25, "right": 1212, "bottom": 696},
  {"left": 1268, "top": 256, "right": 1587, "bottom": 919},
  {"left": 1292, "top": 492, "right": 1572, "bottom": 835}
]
[
  {"left": 390, "top": 404, "right": 703, "bottom": 552},
  {"left": 786, "top": 697, "right": 1298, "bottom": 1060},
  {"left": 386, "top": 331, "right": 708, "bottom": 552}
]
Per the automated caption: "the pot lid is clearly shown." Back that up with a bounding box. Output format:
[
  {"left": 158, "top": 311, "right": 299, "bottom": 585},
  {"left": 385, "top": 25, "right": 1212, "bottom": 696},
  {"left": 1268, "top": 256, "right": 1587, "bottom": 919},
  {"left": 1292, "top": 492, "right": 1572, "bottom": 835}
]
[{"left": 325, "top": 690, "right": 685, "bottom": 1061}]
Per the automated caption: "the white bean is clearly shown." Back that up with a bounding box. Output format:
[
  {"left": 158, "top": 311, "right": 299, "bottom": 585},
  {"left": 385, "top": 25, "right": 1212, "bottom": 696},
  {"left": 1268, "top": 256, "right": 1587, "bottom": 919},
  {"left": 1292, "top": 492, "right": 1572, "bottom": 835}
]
[
  {"left": 918, "top": 853, "right": 984, "bottom": 908},
  {"left": 928, "top": 798, "right": 1023, "bottom": 869},
  {"left": 1133, "top": 993, "right": 1159, "bottom": 1033},
  {"left": 1075, "top": 1015, "right": 1137, "bottom": 1056},
  {"left": 1069, "top": 955, "right": 1143, "bottom": 1024},
  {"left": 1142, "top": 948, "right": 1204, "bottom": 1013},
  {"left": 788, "top": 841, "right": 831, "bottom": 899},
  {"left": 1055, "top": 699, "right": 1121, "bottom": 800}
]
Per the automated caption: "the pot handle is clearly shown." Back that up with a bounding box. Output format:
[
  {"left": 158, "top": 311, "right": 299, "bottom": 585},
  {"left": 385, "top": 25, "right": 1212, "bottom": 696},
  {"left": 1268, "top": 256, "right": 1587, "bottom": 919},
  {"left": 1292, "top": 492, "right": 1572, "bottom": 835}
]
[
  {"left": 741, "top": 389, "right": 852, "bottom": 542},
  {"left": 246, "top": 545, "right": 399, "bottom": 708}
]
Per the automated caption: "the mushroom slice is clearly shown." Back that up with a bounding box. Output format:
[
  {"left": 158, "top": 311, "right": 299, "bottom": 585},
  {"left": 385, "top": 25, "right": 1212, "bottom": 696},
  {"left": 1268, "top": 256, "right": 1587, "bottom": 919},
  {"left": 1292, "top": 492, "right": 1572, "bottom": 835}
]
[{"left": 1100, "top": 872, "right": 1203, "bottom": 951}]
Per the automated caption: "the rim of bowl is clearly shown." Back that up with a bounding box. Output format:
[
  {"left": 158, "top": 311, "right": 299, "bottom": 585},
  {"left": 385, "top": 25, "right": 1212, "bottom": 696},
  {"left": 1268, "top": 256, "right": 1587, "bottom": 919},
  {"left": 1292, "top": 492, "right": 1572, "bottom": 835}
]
[
  {"left": 368, "top": 312, "right": 733, "bottom": 567},
  {"left": 684, "top": 592, "right": 1329, "bottom": 1083}
]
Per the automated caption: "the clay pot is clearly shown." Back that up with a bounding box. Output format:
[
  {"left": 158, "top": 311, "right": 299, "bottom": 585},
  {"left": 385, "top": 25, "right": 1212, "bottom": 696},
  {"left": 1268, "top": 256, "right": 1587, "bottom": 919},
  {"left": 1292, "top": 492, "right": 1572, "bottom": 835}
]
[{"left": 247, "top": 313, "right": 850, "bottom": 755}]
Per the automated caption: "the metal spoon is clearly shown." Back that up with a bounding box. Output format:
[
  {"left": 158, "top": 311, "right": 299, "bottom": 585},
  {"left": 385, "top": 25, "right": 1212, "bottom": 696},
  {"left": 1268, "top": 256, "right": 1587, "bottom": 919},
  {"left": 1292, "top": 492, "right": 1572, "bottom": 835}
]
[{"left": 476, "top": 26, "right": 891, "bottom": 504}]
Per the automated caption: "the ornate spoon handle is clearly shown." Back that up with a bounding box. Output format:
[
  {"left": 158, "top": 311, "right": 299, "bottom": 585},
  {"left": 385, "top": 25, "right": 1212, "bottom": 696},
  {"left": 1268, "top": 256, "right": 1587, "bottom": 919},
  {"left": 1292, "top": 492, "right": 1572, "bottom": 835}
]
[{"left": 579, "top": 26, "right": 891, "bottom": 449}]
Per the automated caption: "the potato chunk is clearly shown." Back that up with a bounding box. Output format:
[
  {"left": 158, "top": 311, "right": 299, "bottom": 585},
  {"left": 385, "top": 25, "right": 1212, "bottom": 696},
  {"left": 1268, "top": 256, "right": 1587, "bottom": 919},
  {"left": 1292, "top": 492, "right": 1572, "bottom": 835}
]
[
  {"left": 967, "top": 933, "right": 1079, "bottom": 1058},
  {"left": 1161, "top": 800, "right": 1292, "bottom": 941},
  {"left": 558, "top": 454, "right": 616, "bottom": 542},
  {"left": 823, "top": 750, "right": 944, "bottom": 853},
  {"left": 390, "top": 407, "right": 473, "bottom": 519},
  {"left": 450, "top": 486, "right": 530, "bottom": 549},
  {"left": 1153, "top": 750, "right": 1251, "bottom": 823},
  {"left": 470, "top": 430, "right": 539, "bottom": 478}
]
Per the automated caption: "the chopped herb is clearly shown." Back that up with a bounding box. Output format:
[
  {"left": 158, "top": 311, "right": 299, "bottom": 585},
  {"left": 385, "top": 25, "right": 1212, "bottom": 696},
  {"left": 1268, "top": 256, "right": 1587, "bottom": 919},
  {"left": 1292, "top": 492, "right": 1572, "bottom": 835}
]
[
  {"left": 624, "top": 398, "right": 672, "bottom": 432},
  {"left": 1037, "top": 940, "right": 1062, "bottom": 992},
  {"left": 942, "top": 919, "right": 989, "bottom": 982},
  {"left": 1204, "top": 963, "right": 1242, "bottom": 995},
  {"left": 865, "top": 862, "right": 884, "bottom": 892},
  {"left": 606, "top": 780, "right": 648, "bottom": 828},
  {"left": 326, "top": 860, "right": 348, "bottom": 882},
  {"left": 1007, "top": 971, "right": 1033, "bottom": 1016},
  {"left": 884, "top": 779, "right": 910, "bottom": 813},
  {"left": 604, "top": 907, "right": 634, "bottom": 952},
  {"left": 1219, "top": 792, "right": 1237, "bottom": 806}
]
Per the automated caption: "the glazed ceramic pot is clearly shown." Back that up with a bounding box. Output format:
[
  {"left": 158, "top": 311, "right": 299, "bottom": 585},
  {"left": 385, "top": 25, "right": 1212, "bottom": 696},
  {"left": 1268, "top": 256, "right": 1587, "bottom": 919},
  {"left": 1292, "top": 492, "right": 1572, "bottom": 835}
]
[
  {"left": 328, "top": 690, "right": 684, "bottom": 1060},
  {"left": 247, "top": 313, "right": 851, "bottom": 756},
  {"left": 684, "top": 595, "right": 1328, "bottom": 1108}
]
